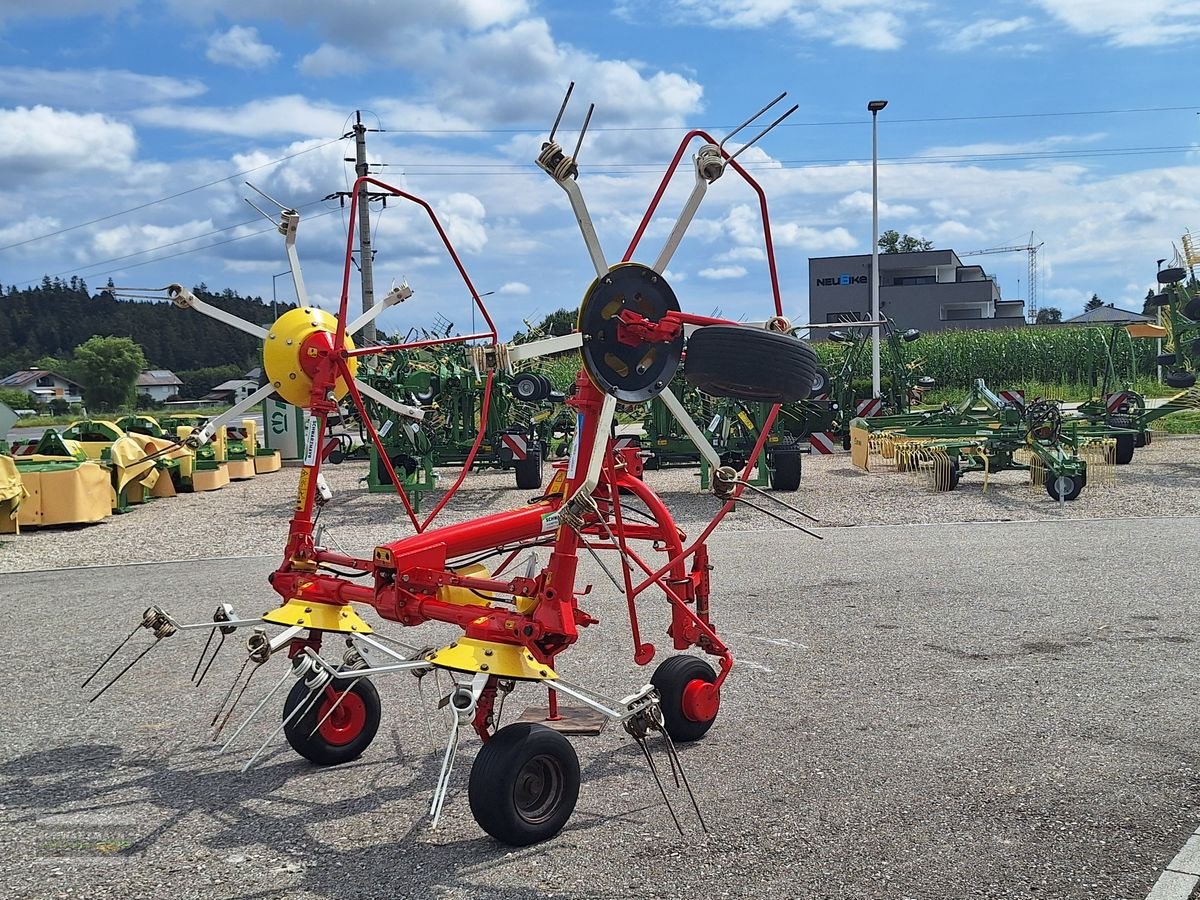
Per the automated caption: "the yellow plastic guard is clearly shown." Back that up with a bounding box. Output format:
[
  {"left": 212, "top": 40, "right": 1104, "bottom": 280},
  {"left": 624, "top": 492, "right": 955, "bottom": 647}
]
[
  {"left": 0, "top": 456, "right": 28, "bottom": 533},
  {"left": 426, "top": 637, "right": 557, "bottom": 681},
  {"left": 849, "top": 422, "right": 871, "bottom": 471},
  {"left": 18, "top": 463, "right": 110, "bottom": 527},
  {"left": 227, "top": 458, "right": 256, "bottom": 480},
  {"left": 261, "top": 598, "right": 373, "bottom": 634},
  {"left": 192, "top": 464, "right": 229, "bottom": 491},
  {"left": 437, "top": 563, "right": 494, "bottom": 607},
  {"left": 254, "top": 450, "right": 282, "bottom": 474}
]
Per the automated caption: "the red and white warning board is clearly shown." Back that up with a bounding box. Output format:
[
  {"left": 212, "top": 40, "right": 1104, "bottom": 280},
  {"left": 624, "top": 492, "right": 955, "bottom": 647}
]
[
  {"left": 1105, "top": 391, "right": 1128, "bottom": 414},
  {"left": 998, "top": 389, "right": 1025, "bottom": 408},
  {"left": 810, "top": 431, "right": 838, "bottom": 454},
  {"left": 500, "top": 433, "right": 528, "bottom": 460},
  {"left": 612, "top": 436, "right": 638, "bottom": 452},
  {"left": 11, "top": 441, "right": 38, "bottom": 456},
  {"left": 855, "top": 398, "right": 883, "bottom": 418}
]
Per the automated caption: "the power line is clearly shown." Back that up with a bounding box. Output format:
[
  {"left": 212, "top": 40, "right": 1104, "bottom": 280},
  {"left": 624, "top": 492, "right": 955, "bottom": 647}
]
[{"left": 0, "top": 137, "right": 341, "bottom": 253}]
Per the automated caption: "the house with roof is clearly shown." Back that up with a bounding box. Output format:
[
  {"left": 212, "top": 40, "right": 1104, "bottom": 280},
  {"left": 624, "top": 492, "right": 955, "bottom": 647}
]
[
  {"left": 136, "top": 369, "right": 183, "bottom": 402},
  {"left": 0, "top": 368, "right": 85, "bottom": 407},
  {"left": 202, "top": 379, "right": 258, "bottom": 404},
  {"left": 1061, "top": 304, "right": 1155, "bottom": 325}
]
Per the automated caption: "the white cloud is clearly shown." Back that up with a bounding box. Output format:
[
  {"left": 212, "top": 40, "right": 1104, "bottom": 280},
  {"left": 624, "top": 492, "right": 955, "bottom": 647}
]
[
  {"left": 498, "top": 281, "right": 530, "bottom": 294},
  {"left": 297, "top": 43, "right": 357, "bottom": 77},
  {"left": 834, "top": 190, "right": 918, "bottom": 218},
  {"left": 0, "top": 67, "right": 205, "bottom": 109},
  {"left": 435, "top": 192, "right": 489, "bottom": 255},
  {"left": 0, "top": 106, "right": 136, "bottom": 186},
  {"left": 206, "top": 25, "right": 280, "bottom": 69},
  {"left": 698, "top": 265, "right": 746, "bottom": 280},
  {"left": 657, "top": 0, "right": 919, "bottom": 50},
  {"left": 135, "top": 95, "right": 347, "bottom": 138},
  {"left": 1033, "top": 0, "right": 1200, "bottom": 46},
  {"left": 941, "top": 16, "right": 1034, "bottom": 51}
]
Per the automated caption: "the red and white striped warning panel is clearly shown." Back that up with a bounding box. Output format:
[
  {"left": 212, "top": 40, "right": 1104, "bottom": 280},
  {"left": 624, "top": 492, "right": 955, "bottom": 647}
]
[
  {"left": 500, "top": 434, "right": 528, "bottom": 460},
  {"left": 612, "top": 436, "right": 639, "bottom": 451},
  {"left": 810, "top": 431, "right": 838, "bottom": 454},
  {"left": 1105, "top": 391, "right": 1128, "bottom": 414},
  {"left": 998, "top": 389, "right": 1025, "bottom": 408},
  {"left": 855, "top": 398, "right": 883, "bottom": 418},
  {"left": 11, "top": 441, "right": 39, "bottom": 456}
]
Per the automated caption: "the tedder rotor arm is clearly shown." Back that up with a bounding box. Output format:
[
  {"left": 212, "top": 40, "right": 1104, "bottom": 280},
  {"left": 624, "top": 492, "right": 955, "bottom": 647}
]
[
  {"left": 351, "top": 378, "right": 425, "bottom": 424},
  {"left": 345, "top": 282, "right": 414, "bottom": 338},
  {"left": 184, "top": 381, "right": 279, "bottom": 447},
  {"left": 165, "top": 284, "right": 269, "bottom": 339}
]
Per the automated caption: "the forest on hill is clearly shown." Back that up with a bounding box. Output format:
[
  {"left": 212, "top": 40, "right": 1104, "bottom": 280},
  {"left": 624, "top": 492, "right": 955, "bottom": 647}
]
[{"left": 0, "top": 277, "right": 278, "bottom": 376}]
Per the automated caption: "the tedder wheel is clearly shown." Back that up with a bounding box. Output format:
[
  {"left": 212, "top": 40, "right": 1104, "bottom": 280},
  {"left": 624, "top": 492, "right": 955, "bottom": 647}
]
[
  {"left": 513, "top": 445, "right": 543, "bottom": 490},
  {"left": 769, "top": 451, "right": 802, "bottom": 491},
  {"left": 1135, "top": 430, "right": 1148, "bottom": 448},
  {"left": 1114, "top": 432, "right": 1135, "bottom": 465},
  {"left": 1046, "top": 473, "right": 1085, "bottom": 502},
  {"left": 512, "top": 372, "right": 548, "bottom": 403},
  {"left": 809, "top": 367, "right": 831, "bottom": 397},
  {"left": 684, "top": 326, "right": 818, "bottom": 403},
  {"left": 1166, "top": 371, "right": 1197, "bottom": 389},
  {"left": 283, "top": 674, "right": 381, "bottom": 766},
  {"left": 650, "top": 655, "right": 719, "bottom": 743},
  {"left": 932, "top": 458, "right": 961, "bottom": 492},
  {"left": 1156, "top": 352, "right": 1179, "bottom": 367},
  {"left": 468, "top": 722, "right": 580, "bottom": 846},
  {"left": 1186, "top": 298, "right": 1200, "bottom": 321}
]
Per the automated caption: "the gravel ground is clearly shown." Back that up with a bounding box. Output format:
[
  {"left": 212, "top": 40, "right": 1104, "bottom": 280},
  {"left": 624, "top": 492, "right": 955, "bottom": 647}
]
[{"left": 3, "top": 434, "right": 1198, "bottom": 573}]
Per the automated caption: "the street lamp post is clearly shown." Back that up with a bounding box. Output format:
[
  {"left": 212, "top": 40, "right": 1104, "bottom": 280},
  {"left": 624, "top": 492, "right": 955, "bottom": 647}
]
[
  {"left": 271, "top": 270, "right": 292, "bottom": 320},
  {"left": 868, "top": 99, "right": 888, "bottom": 399}
]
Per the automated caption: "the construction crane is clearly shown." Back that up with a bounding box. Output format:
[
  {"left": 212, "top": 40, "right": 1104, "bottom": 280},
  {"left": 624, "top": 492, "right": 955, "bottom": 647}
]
[{"left": 961, "top": 232, "right": 1044, "bottom": 322}]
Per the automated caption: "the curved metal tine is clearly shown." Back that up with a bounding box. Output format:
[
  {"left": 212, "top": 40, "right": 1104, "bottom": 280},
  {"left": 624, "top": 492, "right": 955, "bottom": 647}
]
[
  {"left": 82, "top": 623, "right": 142, "bottom": 688},
  {"left": 727, "top": 103, "right": 799, "bottom": 164},
  {"left": 429, "top": 718, "right": 461, "bottom": 827},
  {"left": 212, "top": 656, "right": 252, "bottom": 728},
  {"left": 243, "top": 197, "right": 279, "bottom": 227},
  {"left": 572, "top": 103, "right": 595, "bottom": 165},
  {"left": 87, "top": 639, "right": 161, "bottom": 703},
  {"left": 718, "top": 91, "right": 787, "bottom": 151},
  {"left": 220, "top": 663, "right": 297, "bottom": 753},
  {"left": 243, "top": 669, "right": 330, "bottom": 772},
  {"left": 733, "top": 494, "right": 823, "bottom": 540},
  {"left": 191, "top": 628, "right": 222, "bottom": 685},
  {"left": 636, "top": 735, "right": 684, "bottom": 836},
  {"left": 212, "top": 659, "right": 266, "bottom": 740},
  {"left": 245, "top": 181, "right": 295, "bottom": 214},
  {"left": 659, "top": 729, "right": 708, "bottom": 833},
  {"left": 548, "top": 81, "right": 575, "bottom": 143},
  {"left": 734, "top": 478, "right": 821, "bottom": 523}
]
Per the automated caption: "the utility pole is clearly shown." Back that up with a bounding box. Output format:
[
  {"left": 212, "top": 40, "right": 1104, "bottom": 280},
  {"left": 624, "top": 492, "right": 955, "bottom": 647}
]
[
  {"left": 326, "top": 112, "right": 390, "bottom": 345},
  {"left": 352, "top": 111, "right": 377, "bottom": 346}
]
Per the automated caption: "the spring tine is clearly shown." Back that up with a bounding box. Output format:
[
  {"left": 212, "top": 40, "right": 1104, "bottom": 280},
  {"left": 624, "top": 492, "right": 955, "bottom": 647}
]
[
  {"left": 661, "top": 730, "right": 708, "bottom": 833},
  {"left": 637, "top": 736, "right": 684, "bottom": 837},
  {"left": 88, "top": 639, "right": 160, "bottom": 703},
  {"left": 734, "top": 495, "right": 823, "bottom": 540},
  {"left": 719, "top": 92, "right": 787, "bottom": 151},
  {"left": 735, "top": 479, "right": 821, "bottom": 523},
  {"left": 193, "top": 630, "right": 227, "bottom": 688},
  {"left": 82, "top": 624, "right": 143, "bottom": 688},
  {"left": 242, "top": 678, "right": 325, "bottom": 773},
  {"left": 415, "top": 671, "right": 439, "bottom": 753},
  {"left": 212, "top": 660, "right": 262, "bottom": 740},
  {"left": 220, "top": 663, "right": 294, "bottom": 753},
  {"left": 430, "top": 719, "right": 461, "bottom": 827},
  {"left": 192, "top": 629, "right": 217, "bottom": 683},
  {"left": 571, "top": 103, "right": 595, "bottom": 164},
  {"left": 727, "top": 103, "right": 798, "bottom": 163},
  {"left": 548, "top": 82, "right": 574, "bottom": 143},
  {"left": 211, "top": 656, "right": 252, "bottom": 728}
]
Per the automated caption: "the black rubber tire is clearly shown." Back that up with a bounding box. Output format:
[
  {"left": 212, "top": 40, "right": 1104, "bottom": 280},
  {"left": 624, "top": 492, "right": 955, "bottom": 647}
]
[
  {"left": 1156, "top": 352, "right": 1179, "bottom": 367},
  {"left": 513, "top": 446, "right": 543, "bottom": 490},
  {"left": 381, "top": 453, "right": 417, "bottom": 486},
  {"left": 770, "top": 451, "right": 802, "bottom": 491},
  {"left": 283, "top": 674, "right": 381, "bottom": 766},
  {"left": 933, "top": 458, "right": 960, "bottom": 492},
  {"left": 841, "top": 431, "right": 852, "bottom": 451},
  {"left": 1158, "top": 266, "right": 1187, "bottom": 285},
  {"left": 809, "top": 367, "right": 831, "bottom": 397},
  {"left": 1147, "top": 293, "right": 1171, "bottom": 307},
  {"left": 916, "top": 376, "right": 937, "bottom": 389},
  {"left": 512, "top": 372, "right": 548, "bottom": 403},
  {"left": 684, "top": 326, "right": 818, "bottom": 403},
  {"left": 1114, "top": 433, "right": 1135, "bottom": 465},
  {"left": 468, "top": 722, "right": 580, "bottom": 846},
  {"left": 1135, "top": 431, "right": 1147, "bottom": 448},
  {"left": 1185, "top": 298, "right": 1200, "bottom": 321},
  {"left": 1166, "top": 371, "right": 1197, "bottom": 389},
  {"left": 414, "top": 375, "right": 440, "bottom": 404},
  {"left": 650, "top": 655, "right": 719, "bottom": 743},
  {"left": 1046, "top": 473, "right": 1084, "bottom": 501}
]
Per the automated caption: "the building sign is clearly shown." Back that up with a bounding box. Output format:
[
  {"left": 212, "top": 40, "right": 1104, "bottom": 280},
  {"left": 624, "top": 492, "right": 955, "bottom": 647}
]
[{"left": 815, "top": 274, "right": 868, "bottom": 287}]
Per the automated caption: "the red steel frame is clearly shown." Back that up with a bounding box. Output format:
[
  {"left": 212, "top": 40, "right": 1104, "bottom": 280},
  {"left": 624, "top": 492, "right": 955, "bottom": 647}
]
[{"left": 270, "top": 133, "right": 787, "bottom": 737}]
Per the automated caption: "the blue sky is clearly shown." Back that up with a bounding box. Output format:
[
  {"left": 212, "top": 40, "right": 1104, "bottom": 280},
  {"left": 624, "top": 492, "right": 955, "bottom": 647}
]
[{"left": 0, "top": 0, "right": 1197, "bottom": 345}]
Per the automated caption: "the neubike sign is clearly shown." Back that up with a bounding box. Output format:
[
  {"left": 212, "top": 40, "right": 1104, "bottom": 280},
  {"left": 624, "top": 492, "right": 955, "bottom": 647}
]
[{"left": 815, "top": 273, "right": 868, "bottom": 287}]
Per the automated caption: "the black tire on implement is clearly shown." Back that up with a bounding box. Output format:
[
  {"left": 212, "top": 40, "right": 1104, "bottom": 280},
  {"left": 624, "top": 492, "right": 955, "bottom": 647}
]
[
  {"left": 1166, "top": 370, "right": 1197, "bottom": 389},
  {"left": 684, "top": 326, "right": 818, "bottom": 403}
]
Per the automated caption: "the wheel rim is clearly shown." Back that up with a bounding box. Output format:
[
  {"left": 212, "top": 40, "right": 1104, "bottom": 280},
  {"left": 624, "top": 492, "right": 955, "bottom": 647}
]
[
  {"left": 317, "top": 689, "right": 367, "bottom": 746},
  {"left": 512, "top": 754, "right": 565, "bottom": 824},
  {"left": 1052, "top": 476, "right": 1072, "bottom": 499},
  {"left": 680, "top": 679, "right": 719, "bottom": 723}
]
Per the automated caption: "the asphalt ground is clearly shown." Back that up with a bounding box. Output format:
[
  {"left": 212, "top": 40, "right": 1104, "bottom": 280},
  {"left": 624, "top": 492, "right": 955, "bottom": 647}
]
[{"left": 1, "top": 519, "right": 1198, "bottom": 899}]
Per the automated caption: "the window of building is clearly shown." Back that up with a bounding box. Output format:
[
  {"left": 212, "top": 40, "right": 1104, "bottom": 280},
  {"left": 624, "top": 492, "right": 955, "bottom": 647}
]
[
  {"left": 942, "top": 305, "right": 985, "bottom": 321},
  {"left": 893, "top": 275, "right": 937, "bottom": 286},
  {"left": 35, "top": 375, "right": 53, "bottom": 387}
]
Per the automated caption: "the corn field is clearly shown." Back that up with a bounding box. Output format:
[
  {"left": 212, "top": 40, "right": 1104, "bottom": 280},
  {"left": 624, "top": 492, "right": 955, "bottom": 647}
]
[{"left": 813, "top": 326, "right": 1161, "bottom": 393}]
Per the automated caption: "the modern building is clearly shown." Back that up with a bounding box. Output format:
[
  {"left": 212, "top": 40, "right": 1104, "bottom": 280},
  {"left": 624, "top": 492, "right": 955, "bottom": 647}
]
[
  {"left": 808, "top": 249, "right": 1026, "bottom": 333},
  {"left": 202, "top": 379, "right": 258, "bottom": 404},
  {"left": 0, "top": 368, "right": 85, "bottom": 407},
  {"left": 136, "top": 369, "right": 183, "bottom": 402}
]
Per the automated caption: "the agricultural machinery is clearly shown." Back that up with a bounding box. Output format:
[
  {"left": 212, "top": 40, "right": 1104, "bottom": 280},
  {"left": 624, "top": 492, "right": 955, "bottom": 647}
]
[
  {"left": 88, "top": 88, "right": 824, "bottom": 845},
  {"left": 1146, "top": 262, "right": 1198, "bottom": 390},
  {"left": 850, "top": 378, "right": 1119, "bottom": 501}
]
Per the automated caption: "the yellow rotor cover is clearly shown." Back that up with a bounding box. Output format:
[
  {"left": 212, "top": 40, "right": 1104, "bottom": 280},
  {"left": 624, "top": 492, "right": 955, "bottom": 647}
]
[{"left": 263, "top": 307, "right": 359, "bottom": 408}]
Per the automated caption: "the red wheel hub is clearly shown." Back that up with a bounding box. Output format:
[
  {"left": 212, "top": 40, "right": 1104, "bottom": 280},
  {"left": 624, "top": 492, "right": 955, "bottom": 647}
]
[
  {"left": 316, "top": 688, "right": 366, "bottom": 746},
  {"left": 680, "top": 679, "right": 719, "bottom": 723}
]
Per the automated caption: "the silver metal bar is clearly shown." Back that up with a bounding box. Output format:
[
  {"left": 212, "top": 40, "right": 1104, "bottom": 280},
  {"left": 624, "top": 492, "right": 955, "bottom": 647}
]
[
  {"left": 505, "top": 332, "right": 584, "bottom": 365},
  {"left": 352, "top": 378, "right": 425, "bottom": 422},
  {"left": 306, "top": 675, "right": 363, "bottom": 739},
  {"left": 243, "top": 669, "right": 330, "bottom": 772},
  {"left": 571, "top": 103, "right": 594, "bottom": 164},
  {"left": 652, "top": 163, "right": 708, "bottom": 274},
  {"left": 658, "top": 387, "right": 722, "bottom": 469},
  {"left": 345, "top": 283, "right": 413, "bottom": 336},
  {"left": 220, "top": 663, "right": 297, "bottom": 753},
  {"left": 558, "top": 178, "right": 609, "bottom": 278},
  {"left": 183, "top": 382, "right": 277, "bottom": 447},
  {"left": 565, "top": 392, "right": 618, "bottom": 504},
  {"left": 167, "top": 285, "right": 269, "bottom": 340}
]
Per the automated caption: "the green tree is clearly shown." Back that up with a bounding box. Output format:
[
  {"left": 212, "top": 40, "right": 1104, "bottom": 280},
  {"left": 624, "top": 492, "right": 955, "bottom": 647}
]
[
  {"left": 1035, "top": 307, "right": 1063, "bottom": 324},
  {"left": 513, "top": 308, "right": 576, "bottom": 343},
  {"left": 0, "top": 387, "right": 30, "bottom": 410},
  {"left": 73, "top": 335, "right": 147, "bottom": 411},
  {"left": 878, "top": 230, "right": 934, "bottom": 253},
  {"left": 1084, "top": 293, "right": 1104, "bottom": 311},
  {"left": 1142, "top": 288, "right": 1157, "bottom": 316}
]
